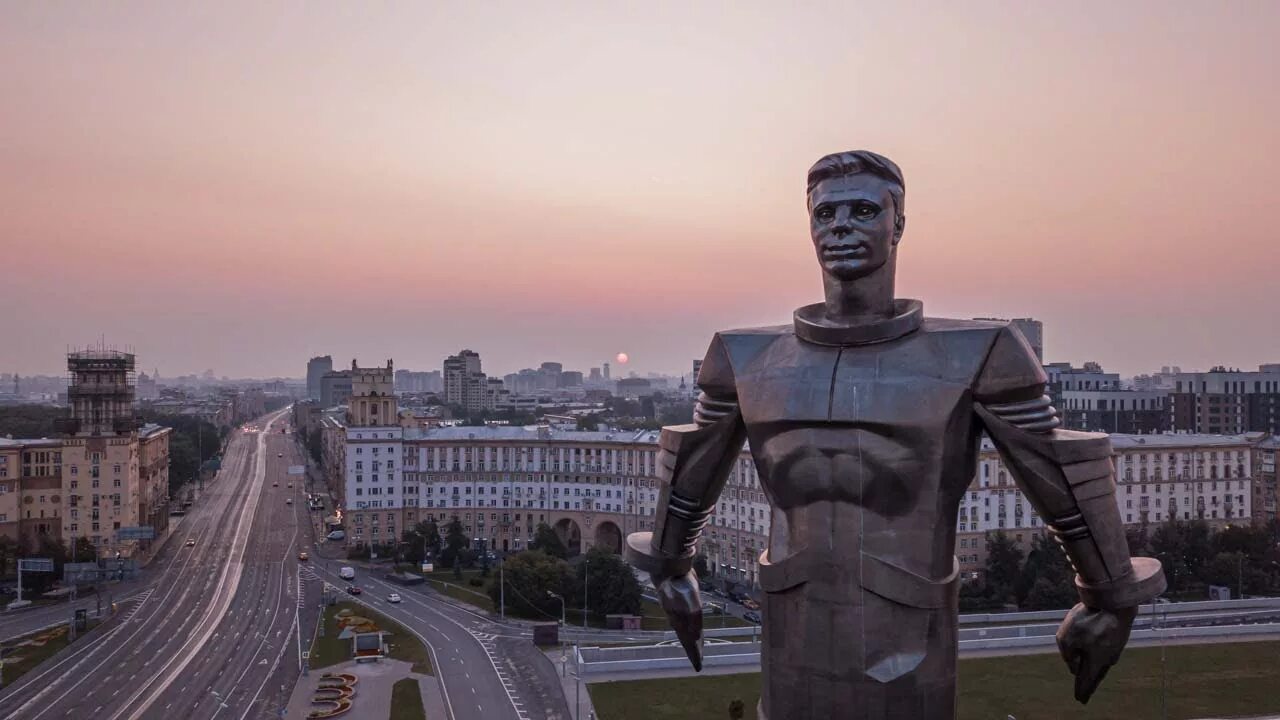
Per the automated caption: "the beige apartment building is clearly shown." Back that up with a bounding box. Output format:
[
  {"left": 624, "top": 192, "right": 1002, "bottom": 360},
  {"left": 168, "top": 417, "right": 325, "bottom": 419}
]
[{"left": 0, "top": 351, "right": 171, "bottom": 560}]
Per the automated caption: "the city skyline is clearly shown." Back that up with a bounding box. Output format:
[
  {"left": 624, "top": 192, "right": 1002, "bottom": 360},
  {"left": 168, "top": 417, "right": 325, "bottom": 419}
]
[{"left": 4, "top": 3, "right": 1279, "bottom": 378}]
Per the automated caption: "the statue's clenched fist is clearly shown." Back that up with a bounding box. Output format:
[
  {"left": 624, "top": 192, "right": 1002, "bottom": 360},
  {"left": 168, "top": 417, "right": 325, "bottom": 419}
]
[
  {"left": 1056, "top": 603, "right": 1137, "bottom": 703},
  {"left": 652, "top": 570, "right": 704, "bottom": 671}
]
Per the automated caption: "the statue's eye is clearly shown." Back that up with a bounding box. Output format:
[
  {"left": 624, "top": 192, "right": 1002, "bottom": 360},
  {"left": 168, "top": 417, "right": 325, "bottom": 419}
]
[
  {"left": 815, "top": 206, "right": 834, "bottom": 222},
  {"left": 854, "top": 202, "right": 879, "bottom": 220}
]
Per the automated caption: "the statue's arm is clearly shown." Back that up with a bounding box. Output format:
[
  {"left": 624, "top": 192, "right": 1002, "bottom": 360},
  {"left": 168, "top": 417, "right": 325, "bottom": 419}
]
[
  {"left": 624, "top": 390, "right": 747, "bottom": 578},
  {"left": 972, "top": 325, "right": 1164, "bottom": 703},
  {"left": 624, "top": 334, "right": 746, "bottom": 671},
  {"left": 975, "top": 396, "right": 1166, "bottom": 611}
]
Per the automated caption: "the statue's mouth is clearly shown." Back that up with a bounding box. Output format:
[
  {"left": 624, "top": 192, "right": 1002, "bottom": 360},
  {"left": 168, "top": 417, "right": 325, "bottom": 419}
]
[{"left": 822, "top": 243, "right": 868, "bottom": 259}]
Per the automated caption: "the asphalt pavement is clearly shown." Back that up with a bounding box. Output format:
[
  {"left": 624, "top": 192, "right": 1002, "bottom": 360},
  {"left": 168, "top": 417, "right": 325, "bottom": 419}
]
[{"left": 0, "top": 409, "right": 313, "bottom": 720}]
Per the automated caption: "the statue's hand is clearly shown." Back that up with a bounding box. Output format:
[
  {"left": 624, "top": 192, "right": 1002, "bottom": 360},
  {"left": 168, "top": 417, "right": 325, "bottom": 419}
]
[
  {"left": 1055, "top": 602, "right": 1137, "bottom": 704},
  {"left": 652, "top": 570, "right": 704, "bottom": 671}
]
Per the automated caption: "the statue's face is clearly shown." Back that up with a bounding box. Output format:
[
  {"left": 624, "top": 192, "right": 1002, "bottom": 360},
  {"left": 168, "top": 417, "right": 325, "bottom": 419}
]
[{"left": 809, "top": 174, "right": 901, "bottom": 282}]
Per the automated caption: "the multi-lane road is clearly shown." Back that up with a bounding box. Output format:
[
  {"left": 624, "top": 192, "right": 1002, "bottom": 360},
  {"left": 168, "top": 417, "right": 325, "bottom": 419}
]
[{"left": 0, "top": 409, "right": 315, "bottom": 720}]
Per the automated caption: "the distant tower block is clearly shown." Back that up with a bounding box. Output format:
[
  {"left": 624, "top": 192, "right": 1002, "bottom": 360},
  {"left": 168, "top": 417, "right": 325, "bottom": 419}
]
[{"left": 64, "top": 349, "right": 137, "bottom": 436}]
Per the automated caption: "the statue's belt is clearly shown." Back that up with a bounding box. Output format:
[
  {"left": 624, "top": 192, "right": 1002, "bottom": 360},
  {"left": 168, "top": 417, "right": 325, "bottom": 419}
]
[{"left": 757, "top": 549, "right": 960, "bottom": 609}]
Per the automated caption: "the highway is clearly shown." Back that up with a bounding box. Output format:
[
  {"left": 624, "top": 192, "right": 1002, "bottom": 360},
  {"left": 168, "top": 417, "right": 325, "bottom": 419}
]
[
  {"left": 309, "top": 561, "right": 535, "bottom": 720},
  {"left": 0, "top": 409, "right": 314, "bottom": 720}
]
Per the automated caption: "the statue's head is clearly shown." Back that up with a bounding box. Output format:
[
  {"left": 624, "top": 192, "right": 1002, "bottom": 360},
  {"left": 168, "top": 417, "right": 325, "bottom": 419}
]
[{"left": 806, "top": 151, "right": 905, "bottom": 282}]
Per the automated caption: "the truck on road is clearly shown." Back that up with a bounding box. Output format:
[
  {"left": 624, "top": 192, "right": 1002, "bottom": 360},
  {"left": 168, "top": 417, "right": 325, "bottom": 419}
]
[{"left": 338, "top": 566, "right": 355, "bottom": 580}]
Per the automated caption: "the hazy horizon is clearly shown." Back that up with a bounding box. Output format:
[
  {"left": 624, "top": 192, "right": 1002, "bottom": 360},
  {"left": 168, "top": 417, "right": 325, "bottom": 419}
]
[{"left": 4, "top": 3, "right": 1279, "bottom": 379}]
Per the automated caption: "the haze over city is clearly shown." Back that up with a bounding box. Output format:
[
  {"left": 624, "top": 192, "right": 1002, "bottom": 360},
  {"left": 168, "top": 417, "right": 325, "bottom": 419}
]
[{"left": 4, "top": 2, "right": 1279, "bottom": 378}]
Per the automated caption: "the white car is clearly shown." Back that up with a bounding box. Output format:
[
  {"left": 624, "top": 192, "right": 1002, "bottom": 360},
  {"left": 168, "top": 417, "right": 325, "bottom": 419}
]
[{"left": 387, "top": 593, "right": 402, "bottom": 603}]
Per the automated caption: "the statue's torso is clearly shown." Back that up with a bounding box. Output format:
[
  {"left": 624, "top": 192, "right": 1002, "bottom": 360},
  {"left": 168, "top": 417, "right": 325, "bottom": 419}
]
[{"left": 721, "top": 318, "right": 1002, "bottom": 578}]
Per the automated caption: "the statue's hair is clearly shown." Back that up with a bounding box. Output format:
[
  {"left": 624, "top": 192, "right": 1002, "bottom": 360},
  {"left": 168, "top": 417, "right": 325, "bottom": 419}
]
[{"left": 806, "top": 150, "right": 905, "bottom": 222}]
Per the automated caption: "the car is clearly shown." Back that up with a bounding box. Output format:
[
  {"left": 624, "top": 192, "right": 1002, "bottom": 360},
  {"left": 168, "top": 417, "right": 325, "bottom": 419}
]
[
  {"left": 298, "top": 552, "right": 309, "bottom": 561},
  {"left": 272, "top": 482, "right": 278, "bottom": 487},
  {"left": 387, "top": 593, "right": 402, "bottom": 603},
  {"left": 287, "top": 483, "right": 293, "bottom": 489},
  {"left": 345, "top": 586, "right": 362, "bottom": 595},
  {"left": 743, "top": 610, "right": 762, "bottom": 624},
  {"left": 741, "top": 598, "right": 760, "bottom": 611},
  {"left": 277, "top": 452, "right": 283, "bottom": 458},
  {"left": 285, "top": 498, "right": 293, "bottom": 505},
  {"left": 185, "top": 538, "right": 196, "bottom": 547}
]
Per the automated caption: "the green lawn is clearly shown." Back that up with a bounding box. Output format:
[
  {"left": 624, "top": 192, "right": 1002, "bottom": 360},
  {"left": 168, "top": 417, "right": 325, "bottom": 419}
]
[
  {"left": 309, "top": 601, "right": 433, "bottom": 675},
  {"left": 589, "top": 641, "right": 1280, "bottom": 720},
  {"left": 389, "top": 677, "right": 427, "bottom": 720},
  {"left": 0, "top": 621, "right": 100, "bottom": 685}
]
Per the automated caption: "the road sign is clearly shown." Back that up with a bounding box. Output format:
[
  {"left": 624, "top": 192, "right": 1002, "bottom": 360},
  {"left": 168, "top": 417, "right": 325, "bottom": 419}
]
[
  {"left": 18, "top": 558, "right": 54, "bottom": 572},
  {"left": 117, "top": 526, "right": 156, "bottom": 541},
  {"left": 288, "top": 465, "right": 305, "bottom": 475}
]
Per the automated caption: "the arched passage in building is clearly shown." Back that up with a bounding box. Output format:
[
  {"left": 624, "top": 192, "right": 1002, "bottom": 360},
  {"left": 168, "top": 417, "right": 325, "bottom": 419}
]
[
  {"left": 593, "top": 520, "right": 623, "bottom": 555},
  {"left": 554, "top": 518, "right": 583, "bottom": 557}
]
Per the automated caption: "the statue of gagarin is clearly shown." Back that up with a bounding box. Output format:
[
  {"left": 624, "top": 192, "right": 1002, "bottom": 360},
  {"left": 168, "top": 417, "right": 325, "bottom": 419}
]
[{"left": 625, "top": 151, "right": 1165, "bottom": 719}]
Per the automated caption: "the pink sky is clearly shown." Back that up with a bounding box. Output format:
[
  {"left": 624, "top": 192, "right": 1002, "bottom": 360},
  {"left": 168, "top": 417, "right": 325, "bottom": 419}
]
[{"left": 3, "top": 3, "right": 1278, "bottom": 379}]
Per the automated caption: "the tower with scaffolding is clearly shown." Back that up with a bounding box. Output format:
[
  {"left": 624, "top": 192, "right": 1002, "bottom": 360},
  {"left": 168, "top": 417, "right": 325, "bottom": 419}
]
[{"left": 58, "top": 347, "right": 137, "bottom": 436}]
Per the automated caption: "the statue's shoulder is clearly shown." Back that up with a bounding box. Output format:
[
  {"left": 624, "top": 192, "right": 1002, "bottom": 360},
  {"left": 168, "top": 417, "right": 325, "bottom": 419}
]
[
  {"left": 713, "top": 323, "right": 793, "bottom": 359},
  {"left": 699, "top": 324, "right": 792, "bottom": 388},
  {"left": 920, "top": 317, "right": 1045, "bottom": 399}
]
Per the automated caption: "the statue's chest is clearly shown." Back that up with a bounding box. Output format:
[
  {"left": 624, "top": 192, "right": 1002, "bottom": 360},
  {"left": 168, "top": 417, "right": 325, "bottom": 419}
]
[{"left": 733, "top": 339, "right": 974, "bottom": 510}]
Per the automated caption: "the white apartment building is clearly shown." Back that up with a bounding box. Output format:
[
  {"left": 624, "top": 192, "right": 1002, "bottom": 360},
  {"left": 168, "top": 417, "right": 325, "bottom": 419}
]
[
  {"left": 328, "top": 418, "right": 1263, "bottom": 588},
  {"left": 343, "top": 360, "right": 406, "bottom": 545}
]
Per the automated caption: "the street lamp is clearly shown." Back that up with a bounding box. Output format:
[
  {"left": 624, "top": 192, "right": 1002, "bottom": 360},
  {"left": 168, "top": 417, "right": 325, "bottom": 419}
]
[
  {"left": 547, "top": 591, "right": 566, "bottom": 626},
  {"left": 582, "top": 554, "right": 590, "bottom": 629}
]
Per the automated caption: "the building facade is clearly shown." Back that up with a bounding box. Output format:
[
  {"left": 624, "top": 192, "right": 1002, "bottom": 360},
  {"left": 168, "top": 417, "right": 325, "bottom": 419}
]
[
  {"left": 307, "top": 355, "right": 334, "bottom": 401},
  {"left": 1166, "top": 367, "right": 1280, "bottom": 435},
  {"left": 322, "top": 420, "right": 1268, "bottom": 589},
  {"left": 0, "top": 350, "right": 172, "bottom": 559}
]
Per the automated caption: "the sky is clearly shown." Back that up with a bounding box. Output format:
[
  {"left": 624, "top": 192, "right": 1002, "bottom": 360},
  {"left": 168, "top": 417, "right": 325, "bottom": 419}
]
[{"left": 2, "top": 2, "right": 1278, "bottom": 380}]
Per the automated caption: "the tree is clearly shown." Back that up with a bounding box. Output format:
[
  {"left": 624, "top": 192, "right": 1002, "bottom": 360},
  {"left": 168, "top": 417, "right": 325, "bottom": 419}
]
[
  {"left": 983, "top": 531, "right": 1023, "bottom": 605},
  {"left": 1017, "top": 534, "right": 1075, "bottom": 609},
  {"left": 693, "top": 553, "right": 710, "bottom": 580},
  {"left": 529, "top": 523, "right": 568, "bottom": 559},
  {"left": 728, "top": 699, "right": 746, "bottom": 720},
  {"left": 487, "top": 550, "right": 572, "bottom": 620},
  {"left": 575, "top": 547, "right": 642, "bottom": 617},
  {"left": 439, "top": 518, "right": 470, "bottom": 569},
  {"left": 71, "top": 536, "right": 97, "bottom": 563},
  {"left": 401, "top": 521, "right": 440, "bottom": 565}
]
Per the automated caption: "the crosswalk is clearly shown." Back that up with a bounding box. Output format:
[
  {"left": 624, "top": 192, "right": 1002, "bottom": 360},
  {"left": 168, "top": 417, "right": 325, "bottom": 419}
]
[
  {"left": 124, "top": 589, "right": 155, "bottom": 623},
  {"left": 472, "top": 630, "right": 531, "bottom": 720}
]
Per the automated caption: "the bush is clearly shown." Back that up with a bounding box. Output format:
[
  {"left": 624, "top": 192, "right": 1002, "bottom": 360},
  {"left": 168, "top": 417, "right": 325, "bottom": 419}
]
[{"left": 468, "top": 577, "right": 484, "bottom": 587}]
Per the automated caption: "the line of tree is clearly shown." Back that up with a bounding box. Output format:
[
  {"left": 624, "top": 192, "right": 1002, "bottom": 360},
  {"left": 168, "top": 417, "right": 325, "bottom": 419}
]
[
  {"left": 963, "top": 518, "right": 1280, "bottom": 611},
  {"left": 0, "top": 534, "right": 98, "bottom": 592},
  {"left": 486, "top": 543, "right": 642, "bottom": 621},
  {"left": 136, "top": 411, "right": 223, "bottom": 493}
]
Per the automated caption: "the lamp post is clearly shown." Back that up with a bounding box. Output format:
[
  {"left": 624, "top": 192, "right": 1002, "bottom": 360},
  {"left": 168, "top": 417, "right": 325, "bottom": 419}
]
[
  {"left": 582, "top": 554, "right": 589, "bottom": 629},
  {"left": 548, "top": 591, "right": 566, "bottom": 626}
]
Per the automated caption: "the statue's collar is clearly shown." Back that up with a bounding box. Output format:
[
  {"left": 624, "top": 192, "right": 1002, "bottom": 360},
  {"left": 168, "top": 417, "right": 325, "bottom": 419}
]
[{"left": 793, "top": 299, "right": 924, "bottom": 346}]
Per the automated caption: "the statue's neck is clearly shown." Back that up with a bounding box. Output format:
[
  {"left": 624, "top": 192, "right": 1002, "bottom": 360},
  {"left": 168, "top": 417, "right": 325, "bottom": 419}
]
[{"left": 820, "top": 261, "right": 897, "bottom": 326}]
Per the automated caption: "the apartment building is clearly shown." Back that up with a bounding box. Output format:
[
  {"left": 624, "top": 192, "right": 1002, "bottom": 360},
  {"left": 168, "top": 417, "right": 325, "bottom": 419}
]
[{"left": 0, "top": 350, "right": 171, "bottom": 559}]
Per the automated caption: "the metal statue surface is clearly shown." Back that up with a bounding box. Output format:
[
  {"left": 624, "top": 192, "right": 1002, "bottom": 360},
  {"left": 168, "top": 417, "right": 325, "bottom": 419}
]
[{"left": 625, "top": 151, "right": 1165, "bottom": 719}]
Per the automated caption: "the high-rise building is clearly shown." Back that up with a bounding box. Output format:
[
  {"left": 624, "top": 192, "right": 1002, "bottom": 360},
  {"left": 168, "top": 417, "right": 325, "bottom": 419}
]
[
  {"left": 0, "top": 349, "right": 171, "bottom": 560},
  {"left": 603, "top": 362, "right": 611, "bottom": 381},
  {"left": 444, "top": 349, "right": 497, "bottom": 412},
  {"left": 319, "top": 370, "right": 353, "bottom": 407},
  {"left": 307, "top": 356, "right": 333, "bottom": 400},
  {"left": 1166, "top": 366, "right": 1280, "bottom": 435},
  {"left": 343, "top": 359, "right": 404, "bottom": 548}
]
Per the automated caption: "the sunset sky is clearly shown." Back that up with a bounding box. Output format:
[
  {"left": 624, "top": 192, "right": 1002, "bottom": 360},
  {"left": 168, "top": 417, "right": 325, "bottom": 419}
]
[{"left": 3, "top": 2, "right": 1278, "bottom": 379}]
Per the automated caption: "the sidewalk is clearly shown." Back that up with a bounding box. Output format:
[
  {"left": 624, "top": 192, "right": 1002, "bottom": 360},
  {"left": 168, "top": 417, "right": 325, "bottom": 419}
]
[
  {"left": 282, "top": 658, "right": 445, "bottom": 720},
  {"left": 547, "top": 647, "right": 599, "bottom": 720}
]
